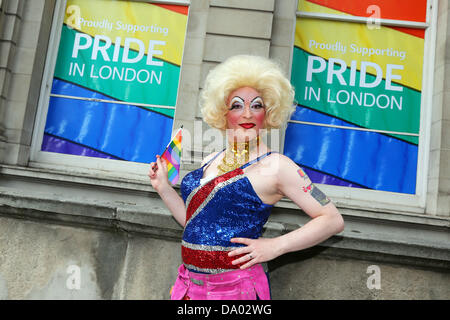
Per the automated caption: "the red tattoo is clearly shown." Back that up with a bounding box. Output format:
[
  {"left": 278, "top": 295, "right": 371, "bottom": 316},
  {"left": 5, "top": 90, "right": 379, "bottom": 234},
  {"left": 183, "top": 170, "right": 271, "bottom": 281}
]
[{"left": 302, "top": 184, "right": 312, "bottom": 193}]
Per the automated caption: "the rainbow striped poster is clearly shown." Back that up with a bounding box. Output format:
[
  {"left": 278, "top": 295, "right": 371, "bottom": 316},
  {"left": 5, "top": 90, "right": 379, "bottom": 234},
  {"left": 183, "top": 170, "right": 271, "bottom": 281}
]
[
  {"left": 41, "top": 0, "right": 188, "bottom": 163},
  {"left": 285, "top": 0, "right": 427, "bottom": 194}
]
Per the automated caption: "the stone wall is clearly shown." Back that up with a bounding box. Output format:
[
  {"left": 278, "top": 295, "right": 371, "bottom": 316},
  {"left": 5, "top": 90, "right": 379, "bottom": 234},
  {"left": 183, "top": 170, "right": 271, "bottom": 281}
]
[{"left": 0, "top": 212, "right": 448, "bottom": 300}]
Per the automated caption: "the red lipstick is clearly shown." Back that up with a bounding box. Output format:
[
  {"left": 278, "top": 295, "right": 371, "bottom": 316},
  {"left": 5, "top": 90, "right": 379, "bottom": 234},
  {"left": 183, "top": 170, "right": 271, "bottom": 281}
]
[{"left": 239, "top": 123, "right": 255, "bottom": 129}]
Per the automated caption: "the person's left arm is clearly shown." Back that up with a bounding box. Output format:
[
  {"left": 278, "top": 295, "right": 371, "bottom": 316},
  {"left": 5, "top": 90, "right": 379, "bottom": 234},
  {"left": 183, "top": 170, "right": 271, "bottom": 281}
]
[{"left": 229, "top": 155, "right": 344, "bottom": 269}]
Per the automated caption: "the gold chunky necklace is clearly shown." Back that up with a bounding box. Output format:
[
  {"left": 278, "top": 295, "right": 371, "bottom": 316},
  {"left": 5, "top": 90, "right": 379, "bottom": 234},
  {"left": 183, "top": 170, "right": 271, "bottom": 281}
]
[{"left": 217, "top": 136, "right": 261, "bottom": 176}]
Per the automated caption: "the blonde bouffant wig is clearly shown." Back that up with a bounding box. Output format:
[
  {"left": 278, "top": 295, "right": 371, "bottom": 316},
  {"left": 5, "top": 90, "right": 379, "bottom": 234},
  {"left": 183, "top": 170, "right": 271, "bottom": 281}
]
[{"left": 200, "top": 55, "right": 296, "bottom": 131}]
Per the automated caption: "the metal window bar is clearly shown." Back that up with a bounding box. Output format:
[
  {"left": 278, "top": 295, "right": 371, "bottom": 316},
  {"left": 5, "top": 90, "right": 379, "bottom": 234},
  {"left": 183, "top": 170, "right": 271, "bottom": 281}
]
[
  {"left": 288, "top": 119, "right": 419, "bottom": 137},
  {"left": 140, "top": 0, "right": 190, "bottom": 4},
  {"left": 49, "top": 93, "right": 176, "bottom": 110},
  {"left": 296, "top": 11, "right": 429, "bottom": 29}
]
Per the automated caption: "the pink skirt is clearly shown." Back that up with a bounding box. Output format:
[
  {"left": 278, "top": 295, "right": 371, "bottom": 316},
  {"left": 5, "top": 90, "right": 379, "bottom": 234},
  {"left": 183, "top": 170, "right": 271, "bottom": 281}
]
[{"left": 170, "top": 264, "right": 271, "bottom": 300}]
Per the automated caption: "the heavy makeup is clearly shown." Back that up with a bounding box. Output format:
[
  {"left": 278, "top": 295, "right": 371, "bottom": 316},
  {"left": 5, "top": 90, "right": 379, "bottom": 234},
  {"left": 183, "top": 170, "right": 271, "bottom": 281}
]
[{"left": 226, "top": 87, "right": 266, "bottom": 142}]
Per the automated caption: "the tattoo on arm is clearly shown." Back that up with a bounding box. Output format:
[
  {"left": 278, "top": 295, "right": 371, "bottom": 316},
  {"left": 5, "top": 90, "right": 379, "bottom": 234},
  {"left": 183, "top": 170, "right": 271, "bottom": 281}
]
[
  {"left": 302, "top": 182, "right": 331, "bottom": 206},
  {"left": 297, "top": 167, "right": 330, "bottom": 206},
  {"left": 311, "top": 184, "right": 331, "bottom": 206},
  {"left": 297, "top": 168, "right": 308, "bottom": 180}
]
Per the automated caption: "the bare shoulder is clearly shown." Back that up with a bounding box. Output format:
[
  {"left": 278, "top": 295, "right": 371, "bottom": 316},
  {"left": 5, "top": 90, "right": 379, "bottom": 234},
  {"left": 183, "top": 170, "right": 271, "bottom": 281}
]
[
  {"left": 268, "top": 153, "right": 311, "bottom": 187},
  {"left": 279, "top": 154, "right": 302, "bottom": 172},
  {"left": 251, "top": 152, "right": 300, "bottom": 180},
  {"left": 276, "top": 153, "right": 297, "bottom": 166},
  {"left": 262, "top": 152, "right": 299, "bottom": 173}
]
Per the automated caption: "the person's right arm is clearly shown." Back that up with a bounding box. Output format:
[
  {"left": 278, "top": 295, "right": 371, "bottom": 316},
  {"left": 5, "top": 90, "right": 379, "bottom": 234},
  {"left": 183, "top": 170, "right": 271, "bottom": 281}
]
[{"left": 148, "top": 155, "right": 186, "bottom": 227}]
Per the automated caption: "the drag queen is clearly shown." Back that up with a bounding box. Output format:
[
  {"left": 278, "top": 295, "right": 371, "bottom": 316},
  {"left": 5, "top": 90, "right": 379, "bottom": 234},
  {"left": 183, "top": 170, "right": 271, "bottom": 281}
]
[{"left": 149, "top": 55, "right": 344, "bottom": 300}]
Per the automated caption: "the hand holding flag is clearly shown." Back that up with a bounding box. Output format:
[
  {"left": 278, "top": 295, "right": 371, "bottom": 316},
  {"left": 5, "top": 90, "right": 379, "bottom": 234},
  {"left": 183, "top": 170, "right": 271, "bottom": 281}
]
[{"left": 150, "top": 126, "right": 183, "bottom": 185}]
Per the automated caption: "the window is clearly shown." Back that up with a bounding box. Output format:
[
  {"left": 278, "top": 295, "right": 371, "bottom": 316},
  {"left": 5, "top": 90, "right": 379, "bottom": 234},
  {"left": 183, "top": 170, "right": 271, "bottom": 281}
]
[
  {"left": 285, "top": 0, "right": 436, "bottom": 211},
  {"left": 30, "top": 0, "right": 189, "bottom": 176}
]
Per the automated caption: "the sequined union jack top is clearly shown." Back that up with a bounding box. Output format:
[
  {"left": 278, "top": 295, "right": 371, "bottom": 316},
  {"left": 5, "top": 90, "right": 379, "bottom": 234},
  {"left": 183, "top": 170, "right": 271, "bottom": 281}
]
[{"left": 180, "top": 150, "right": 275, "bottom": 274}]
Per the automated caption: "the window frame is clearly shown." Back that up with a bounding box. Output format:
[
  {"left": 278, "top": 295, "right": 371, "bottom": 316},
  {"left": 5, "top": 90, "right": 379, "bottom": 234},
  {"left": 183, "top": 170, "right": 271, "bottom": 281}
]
[
  {"left": 283, "top": 0, "right": 437, "bottom": 213},
  {"left": 29, "top": 0, "right": 191, "bottom": 181}
]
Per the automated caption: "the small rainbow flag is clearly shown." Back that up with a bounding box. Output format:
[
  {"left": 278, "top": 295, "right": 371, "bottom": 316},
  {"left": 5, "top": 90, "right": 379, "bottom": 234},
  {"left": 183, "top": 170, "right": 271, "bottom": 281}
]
[{"left": 161, "top": 126, "right": 183, "bottom": 185}]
